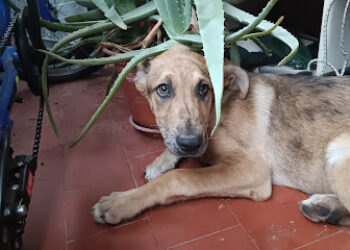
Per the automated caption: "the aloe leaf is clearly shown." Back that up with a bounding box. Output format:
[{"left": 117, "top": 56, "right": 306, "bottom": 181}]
[
  {"left": 38, "top": 48, "right": 142, "bottom": 65},
  {"left": 224, "top": 1, "right": 299, "bottom": 66},
  {"left": 63, "top": 21, "right": 107, "bottom": 26},
  {"left": 230, "top": 43, "right": 240, "bottom": 65},
  {"left": 41, "top": 57, "right": 59, "bottom": 136},
  {"left": 154, "top": 0, "right": 191, "bottom": 36},
  {"left": 70, "top": 35, "right": 105, "bottom": 49},
  {"left": 92, "top": 0, "right": 127, "bottom": 29},
  {"left": 223, "top": 0, "right": 246, "bottom": 4},
  {"left": 113, "top": 0, "right": 136, "bottom": 15},
  {"left": 121, "top": 1, "right": 157, "bottom": 23},
  {"left": 65, "top": 9, "right": 104, "bottom": 22},
  {"left": 194, "top": 0, "right": 225, "bottom": 134},
  {"left": 173, "top": 33, "right": 202, "bottom": 46},
  {"left": 238, "top": 16, "right": 283, "bottom": 40},
  {"left": 106, "top": 6, "right": 127, "bottom": 29},
  {"left": 40, "top": 20, "right": 86, "bottom": 32},
  {"left": 70, "top": 39, "right": 178, "bottom": 147},
  {"left": 224, "top": 0, "right": 278, "bottom": 43}
]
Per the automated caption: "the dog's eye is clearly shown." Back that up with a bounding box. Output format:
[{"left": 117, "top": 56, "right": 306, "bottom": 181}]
[
  {"left": 156, "top": 83, "right": 172, "bottom": 98},
  {"left": 196, "top": 81, "right": 210, "bottom": 100}
]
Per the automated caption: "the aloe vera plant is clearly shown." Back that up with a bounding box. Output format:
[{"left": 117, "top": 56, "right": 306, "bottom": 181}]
[{"left": 40, "top": 0, "right": 299, "bottom": 146}]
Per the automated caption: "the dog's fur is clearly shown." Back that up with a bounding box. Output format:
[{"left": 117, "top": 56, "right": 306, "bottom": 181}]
[{"left": 93, "top": 45, "right": 350, "bottom": 226}]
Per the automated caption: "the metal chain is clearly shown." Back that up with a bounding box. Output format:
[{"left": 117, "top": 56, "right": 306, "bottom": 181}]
[
  {"left": 32, "top": 96, "right": 44, "bottom": 158},
  {"left": 0, "top": 16, "right": 17, "bottom": 52},
  {"left": 1, "top": 12, "right": 44, "bottom": 159}
]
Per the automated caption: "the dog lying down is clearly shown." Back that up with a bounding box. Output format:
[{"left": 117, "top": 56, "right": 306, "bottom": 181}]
[{"left": 93, "top": 45, "right": 350, "bottom": 226}]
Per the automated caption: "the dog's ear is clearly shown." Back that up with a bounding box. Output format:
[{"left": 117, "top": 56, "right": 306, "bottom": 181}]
[
  {"left": 133, "top": 59, "right": 151, "bottom": 96},
  {"left": 224, "top": 63, "right": 250, "bottom": 99}
]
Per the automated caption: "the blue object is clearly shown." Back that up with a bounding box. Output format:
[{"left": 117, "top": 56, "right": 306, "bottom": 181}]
[
  {"left": 0, "top": 0, "right": 10, "bottom": 38},
  {"left": 38, "top": 0, "right": 57, "bottom": 22},
  {"left": 0, "top": 46, "right": 18, "bottom": 133}
]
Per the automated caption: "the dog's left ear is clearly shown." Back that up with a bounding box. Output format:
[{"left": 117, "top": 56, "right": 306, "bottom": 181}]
[
  {"left": 133, "top": 59, "right": 151, "bottom": 96},
  {"left": 224, "top": 63, "right": 250, "bottom": 99}
]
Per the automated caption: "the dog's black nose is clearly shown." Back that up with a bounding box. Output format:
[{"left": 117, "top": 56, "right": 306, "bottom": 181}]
[{"left": 176, "top": 134, "right": 203, "bottom": 153}]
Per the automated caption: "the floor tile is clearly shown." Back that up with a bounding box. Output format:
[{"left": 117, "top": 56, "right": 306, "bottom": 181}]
[
  {"left": 44, "top": 70, "right": 117, "bottom": 147},
  {"left": 227, "top": 186, "right": 342, "bottom": 250},
  {"left": 296, "top": 231, "right": 350, "bottom": 250},
  {"left": 64, "top": 177, "right": 137, "bottom": 241},
  {"left": 148, "top": 198, "right": 238, "bottom": 249},
  {"left": 116, "top": 121, "right": 164, "bottom": 158},
  {"left": 170, "top": 226, "right": 255, "bottom": 250},
  {"left": 67, "top": 219, "right": 158, "bottom": 250},
  {"left": 35, "top": 146, "right": 64, "bottom": 182},
  {"left": 11, "top": 97, "right": 38, "bottom": 155},
  {"left": 11, "top": 83, "right": 40, "bottom": 126},
  {"left": 22, "top": 178, "right": 65, "bottom": 250},
  {"left": 127, "top": 150, "right": 164, "bottom": 187},
  {"left": 63, "top": 120, "right": 131, "bottom": 191}
]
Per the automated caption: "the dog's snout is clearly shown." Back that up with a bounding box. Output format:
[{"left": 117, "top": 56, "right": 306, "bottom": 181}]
[{"left": 176, "top": 134, "right": 203, "bottom": 153}]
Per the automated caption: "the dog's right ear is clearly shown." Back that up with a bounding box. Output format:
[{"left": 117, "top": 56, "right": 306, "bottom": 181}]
[
  {"left": 133, "top": 59, "right": 151, "bottom": 96},
  {"left": 224, "top": 63, "right": 250, "bottom": 99}
]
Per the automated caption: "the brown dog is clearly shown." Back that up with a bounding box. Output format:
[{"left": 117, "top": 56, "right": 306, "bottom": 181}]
[{"left": 93, "top": 45, "right": 350, "bottom": 226}]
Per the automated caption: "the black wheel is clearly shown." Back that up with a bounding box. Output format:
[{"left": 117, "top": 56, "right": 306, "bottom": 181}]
[
  {"left": 14, "top": 15, "right": 42, "bottom": 96},
  {"left": 24, "top": 0, "right": 102, "bottom": 83},
  {"left": 15, "top": 1, "right": 102, "bottom": 96}
]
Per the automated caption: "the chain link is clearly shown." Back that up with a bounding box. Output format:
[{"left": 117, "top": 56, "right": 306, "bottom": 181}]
[
  {"left": 0, "top": 16, "right": 17, "bottom": 52},
  {"left": 32, "top": 96, "right": 44, "bottom": 159}
]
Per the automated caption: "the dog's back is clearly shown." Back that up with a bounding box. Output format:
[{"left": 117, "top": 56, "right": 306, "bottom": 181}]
[{"left": 211, "top": 74, "right": 350, "bottom": 194}]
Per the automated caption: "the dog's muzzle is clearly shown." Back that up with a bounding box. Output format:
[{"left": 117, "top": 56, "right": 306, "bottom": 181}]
[{"left": 176, "top": 133, "right": 203, "bottom": 155}]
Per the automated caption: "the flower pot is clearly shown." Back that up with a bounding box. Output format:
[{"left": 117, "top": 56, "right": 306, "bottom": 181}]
[{"left": 115, "top": 63, "right": 160, "bottom": 134}]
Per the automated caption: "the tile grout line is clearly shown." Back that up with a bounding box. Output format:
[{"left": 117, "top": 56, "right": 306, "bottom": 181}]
[
  {"left": 225, "top": 199, "right": 260, "bottom": 250},
  {"left": 130, "top": 149, "right": 164, "bottom": 160},
  {"left": 293, "top": 228, "right": 346, "bottom": 250},
  {"left": 146, "top": 214, "right": 162, "bottom": 250},
  {"left": 111, "top": 119, "right": 139, "bottom": 188},
  {"left": 163, "top": 225, "right": 240, "bottom": 250},
  {"left": 64, "top": 218, "right": 69, "bottom": 250},
  {"left": 126, "top": 149, "right": 166, "bottom": 188},
  {"left": 126, "top": 158, "right": 139, "bottom": 188},
  {"left": 66, "top": 217, "right": 148, "bottom": 244}
]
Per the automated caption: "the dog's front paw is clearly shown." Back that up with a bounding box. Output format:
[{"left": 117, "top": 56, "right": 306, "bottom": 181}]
[
  {"left": 144, "top": 163, "right": 166, "bottom": 182},
  {"left": 92, "top": 191, "right": 136, "bottom": 224}
]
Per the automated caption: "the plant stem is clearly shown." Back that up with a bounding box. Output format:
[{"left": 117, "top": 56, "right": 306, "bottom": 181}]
[{"left": 224, "top": 0, "right": 279, "bottom": 44}]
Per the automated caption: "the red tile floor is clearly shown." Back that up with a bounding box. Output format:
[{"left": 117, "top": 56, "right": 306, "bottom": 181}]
[{"left": 10, "top": 67, "right": 350, "bottom": 250}]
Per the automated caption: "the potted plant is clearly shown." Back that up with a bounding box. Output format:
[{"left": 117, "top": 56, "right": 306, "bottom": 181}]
[{"left": 38, "top": 0, "right": 298, "bottom": 147}]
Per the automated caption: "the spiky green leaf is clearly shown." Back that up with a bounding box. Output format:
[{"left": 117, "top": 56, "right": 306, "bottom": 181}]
[
  {"left": 194, "top": 0, "right": 225, "bottom": 134},
  {"left": 154, "top": 0, "right": 191, "bottom": 36},
  {"left": 113, "top": 0, "right": 136, "bottom": 15},
  {"left": 91, "top": 0, "right": 127, "bottom": 29}
]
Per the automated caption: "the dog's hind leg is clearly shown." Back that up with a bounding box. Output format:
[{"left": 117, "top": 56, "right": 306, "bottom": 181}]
[
  {"left": 93, "top": 158, "right": 272, "bottom": 224},
  {"left": 144, "top": 150, "right": 181, "bottom": 181},
  {"left": 300, "top": 133, "right": 350, "bottom": 226},
  {"left": 300, "top": 194, "right": 350, "bottom": 225}
]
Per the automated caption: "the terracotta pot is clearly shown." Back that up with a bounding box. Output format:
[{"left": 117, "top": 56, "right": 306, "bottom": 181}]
[{"left": 115, "top": 63, "right": 160, "bottom": 134}]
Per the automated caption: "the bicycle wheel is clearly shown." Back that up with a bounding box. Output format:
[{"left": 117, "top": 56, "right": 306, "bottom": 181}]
[{"left": 15, "top": 1, "right": 102, "bottom": 95}]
